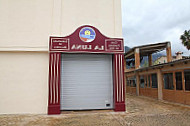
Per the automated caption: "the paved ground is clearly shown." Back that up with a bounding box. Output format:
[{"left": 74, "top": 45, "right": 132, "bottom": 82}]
[{"left": 1, "top": 94, "right": 190, "bottom": 126}]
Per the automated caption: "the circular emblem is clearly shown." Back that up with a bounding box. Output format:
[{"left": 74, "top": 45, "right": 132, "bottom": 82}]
[{"left": 79, "top": 27, "right": 96, "bottom": 42}]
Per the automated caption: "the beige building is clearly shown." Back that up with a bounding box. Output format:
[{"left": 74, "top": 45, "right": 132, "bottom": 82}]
[
  {"left": 0, "top": 0, "right": 123, "bottom": 114},
  {"left": 154, "top": 51, "right": 187, "bottom": 65},
  {"left": 125, "top": 42, "right": 190, "bottom": 106}
]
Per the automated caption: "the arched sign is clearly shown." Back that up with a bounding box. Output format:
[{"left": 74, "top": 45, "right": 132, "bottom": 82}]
[{"left": 49, "top": 25, "right": 124, "bottom": 53}]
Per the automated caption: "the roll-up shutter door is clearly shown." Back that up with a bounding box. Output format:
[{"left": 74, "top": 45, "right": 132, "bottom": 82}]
[{"left": 60, "top": 54, "right": 113, "bottom": 110}]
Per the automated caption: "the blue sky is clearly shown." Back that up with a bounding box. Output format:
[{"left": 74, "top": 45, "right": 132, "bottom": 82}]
[{"left": 122, "top": 0, "right": 190, "bottom": 55}]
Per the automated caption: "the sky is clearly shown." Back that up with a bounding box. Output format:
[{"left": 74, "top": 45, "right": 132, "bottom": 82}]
[{"left": 122, "top": 0, "right": 190, "bottom": 55}]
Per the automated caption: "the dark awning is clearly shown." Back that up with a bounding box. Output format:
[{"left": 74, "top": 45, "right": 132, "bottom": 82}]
[{"left": 125, "top": 42, "right": 170, "bottom": 59}]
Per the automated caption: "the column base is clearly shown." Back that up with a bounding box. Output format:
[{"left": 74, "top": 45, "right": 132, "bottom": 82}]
[
  {"left": 48, "top": 105, "right": 60, "bottom": 115},
  {"left": 114, "top": 103, "right": 126, "bottom": 112}
]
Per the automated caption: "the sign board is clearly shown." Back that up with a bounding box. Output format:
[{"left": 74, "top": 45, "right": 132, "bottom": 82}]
[{"left": 49, "top": 25, "right": 124, "bottom": 53}]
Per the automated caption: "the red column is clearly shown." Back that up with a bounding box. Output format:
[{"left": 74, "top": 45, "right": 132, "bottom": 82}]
[
  {"left": 48, "top": 52, "right": 61, "bottom": 114},
  {"left": 114, "top": 54, "right": 126, "bottom": 111},
  {"left": 166, "top": 42, "right": 172, "bottom": 62},
  {"left": 148, "top": 54, "right": 152, "bottom": 66},
  {"left": 135, "top": 48, "right": 140, "bottom": 69}
]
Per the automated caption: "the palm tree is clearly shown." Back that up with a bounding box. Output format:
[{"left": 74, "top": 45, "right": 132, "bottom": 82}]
[{"left": 180, "top": 30, "right": 190, "bottom": 50}]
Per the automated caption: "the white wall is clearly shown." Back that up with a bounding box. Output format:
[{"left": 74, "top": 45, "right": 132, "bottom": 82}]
[
  {"left": 0, "top": 0, "right": 122, "bottom": 114},
  {"left": 59, "top": 0, "right": 122, "bottom": 37},
  {"left": 0, "top": 0, "right": 52, "bottom": 49},
  {"left": 0, "top": 0, "right": 122, "bottom": 50},
  {"left": 0, "top": 52, "right": 48, "bottom": 114}
]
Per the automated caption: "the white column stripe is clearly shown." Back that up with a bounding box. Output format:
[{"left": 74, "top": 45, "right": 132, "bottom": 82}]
[
  {"left": 116, "top": 55, "right": 118, "bottom": 102},
  {"left": 121, "top": 55, "right": 124, "bottom": 102},
  {"left": 53, "top": 53, "right": 56, "bottom": 104},
  {"left": 50, "top": 54, "right": 53, "bottom": 104},
  {"left": 56, "top": 54, "right": 59, "bottom": 103},
  {"left": 118, "top": 54, "right": 121, "bottom": 102}
]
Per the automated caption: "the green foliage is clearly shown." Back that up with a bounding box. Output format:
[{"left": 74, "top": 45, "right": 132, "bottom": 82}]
[
  {"left": 180, "top": 30, "right": 190, "bottom": 50},
  {"left": 143, "top": 60, "right": 148, "bottom": 67},
  {"left": 153, "top": 60, "right": 159, "bottom": 65}
]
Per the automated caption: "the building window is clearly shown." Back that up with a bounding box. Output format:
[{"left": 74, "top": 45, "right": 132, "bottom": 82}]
[
  {"left": 147, "top": 75, "right": 151, "bottom": 88},
  {"left": 151, "top": 74, "right": 158, "bottom": 88},
  {"left": 140, "top": 76, "right": 145, "bottom": 88},
  {"left": 164, "top": 73, "right": 174, "bottom": 90},
  {"left": 131, "top": 79, "right": 136, "bottom": 87},
  {"left": 126, "top": 78, "right": 130, "bottom": 86},
  {"left": 175, "top": 72, "right": 182, "bottom": 90},
  {"left": 144, "top": 75, "right": 147, "bottom": 87},
  {"left": 127, "top": 76, "right": 136, "bottom": 87},
  {"left": 184, "top": 70, "right": 190, "bottom": 91}
]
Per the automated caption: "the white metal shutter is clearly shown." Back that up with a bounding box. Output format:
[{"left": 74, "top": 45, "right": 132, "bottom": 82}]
[{"left": 60, "top": 54, "right": 113, "bottom": 110}]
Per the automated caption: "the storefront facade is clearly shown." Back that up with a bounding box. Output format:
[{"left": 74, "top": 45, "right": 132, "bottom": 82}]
[{"left": 48, "top": 25, "right": 125, "bottom": 114}]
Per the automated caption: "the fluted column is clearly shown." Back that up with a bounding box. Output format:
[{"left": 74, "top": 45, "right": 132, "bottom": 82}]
[
  {"left": 113, "top": 54, "right": 126, "bottom": 111},
  {"left": 48, "top": 52, "right": 61, "bottom": 114}
]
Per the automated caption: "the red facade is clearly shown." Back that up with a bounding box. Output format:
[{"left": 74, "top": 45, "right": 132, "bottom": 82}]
[{"left": 48, "top": 25, "right": 125, "bottom": 114}]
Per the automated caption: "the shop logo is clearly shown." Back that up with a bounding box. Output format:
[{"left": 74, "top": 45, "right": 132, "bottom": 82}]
[{"left": 79, "top": 27, "right": 96, "bottom": 42}]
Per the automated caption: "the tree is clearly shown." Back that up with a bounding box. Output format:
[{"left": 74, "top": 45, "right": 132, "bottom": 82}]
[
  {"left": 180, "top": 30, "right": 190, "bottom": 50},
  {"left": 143, "top": 60, "right": 148, "bottom": 67}
]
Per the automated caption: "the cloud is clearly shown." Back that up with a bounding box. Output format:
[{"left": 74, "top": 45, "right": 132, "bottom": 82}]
[{"left": 122, "top": 0, "right": 190, "bottom": 55}]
